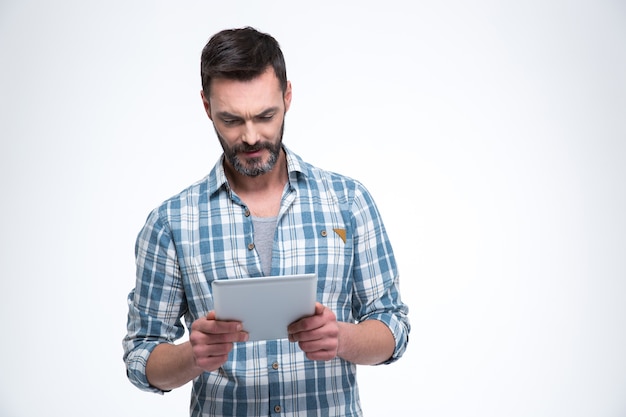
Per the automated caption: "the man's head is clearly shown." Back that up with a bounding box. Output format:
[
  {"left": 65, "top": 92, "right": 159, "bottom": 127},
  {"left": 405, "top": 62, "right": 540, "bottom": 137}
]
[
  {"left": 200, "top": 27, "right": 288, "bottom": 99},
  {"left": 200, "top": 27, "right": 292, "bottom": 178}
]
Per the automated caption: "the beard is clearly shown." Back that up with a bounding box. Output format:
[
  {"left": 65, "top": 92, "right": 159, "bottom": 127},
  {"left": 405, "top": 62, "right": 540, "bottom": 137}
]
[{"left": 215, "top": 121, "right": 285, "bottom": 177}]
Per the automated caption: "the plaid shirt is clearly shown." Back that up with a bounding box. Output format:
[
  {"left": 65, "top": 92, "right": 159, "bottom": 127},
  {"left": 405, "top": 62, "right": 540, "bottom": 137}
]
[{"left": 123, "top": 147, "right": 410, "bottom": 417}]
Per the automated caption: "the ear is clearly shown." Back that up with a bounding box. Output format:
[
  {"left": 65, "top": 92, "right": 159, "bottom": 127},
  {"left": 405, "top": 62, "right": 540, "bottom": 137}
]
[
  {"left": 283, "top": 81, "right": 292, "bottom": 113},
  {"left": 200, "top": 90, "right": 213, "bottom": 121}
]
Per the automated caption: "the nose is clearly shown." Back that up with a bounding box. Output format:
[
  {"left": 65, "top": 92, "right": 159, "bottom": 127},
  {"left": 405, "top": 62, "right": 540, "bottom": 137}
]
[{"left": 241, "top": 121, "right": 260, "bottom": 145}]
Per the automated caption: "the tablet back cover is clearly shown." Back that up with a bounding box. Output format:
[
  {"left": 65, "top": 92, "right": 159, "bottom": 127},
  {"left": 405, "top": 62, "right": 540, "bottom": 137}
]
[{"left": 211, "top": 273, "right": 317, "bottom": 341}]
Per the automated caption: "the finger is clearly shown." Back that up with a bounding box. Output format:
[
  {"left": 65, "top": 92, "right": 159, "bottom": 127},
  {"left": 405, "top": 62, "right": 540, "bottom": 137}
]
[
  {"left": 193, "top": 351, "right": 231, "bottom": 371},
  {"left": 191, "top": 332, "right": 248, "bottom": 371},
  {"left": 298, "top": 338, "right": 335, "bottom": 352},
  {"left": 304, "top": 349, "right": 337, "bottom": 361},
  {"left": 297, "top": 335, "right": 339, "bottom": 360},
  {"left": 288, "top": 306, "right": 325, "bottom": 335},
  {"left": 197, "top": 331, "right": 249, "bottom": 345},
  {"left": 298, "top": 338, "right": 339, "bottom": 360},
  {"left": 193, "top": 312, "right": 244, "bottom": 335},
  {"left": 193, "top": 341, "right": 235, "bottom": 358}
]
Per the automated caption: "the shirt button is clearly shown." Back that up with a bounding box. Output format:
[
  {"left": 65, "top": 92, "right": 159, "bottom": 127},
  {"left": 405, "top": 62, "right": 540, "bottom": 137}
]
[
  {"left": 272, "top": 362, "right": 279, "bottom": 370},
  {"left": 247, "top": 243, "right": 255, "bottom": 250},
  {"left": 274, "top": 405, "right": 282, "bottom": 413},
  {"left": 244, "top": 209, "right": 251, "bottom": 217},
  {"left": 320, "top": 230, "right": 327, "bottom": 237}
]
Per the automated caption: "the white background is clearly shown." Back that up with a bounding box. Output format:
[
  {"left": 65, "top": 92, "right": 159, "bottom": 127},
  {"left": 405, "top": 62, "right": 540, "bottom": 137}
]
[{"left": 1, "top": 1, "right": 625, "bottom": 416}]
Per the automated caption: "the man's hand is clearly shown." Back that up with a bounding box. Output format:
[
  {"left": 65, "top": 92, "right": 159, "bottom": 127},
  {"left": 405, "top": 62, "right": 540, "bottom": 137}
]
[
  {"left": 287, "top": 302, "right": 339, "bottom": 361},
  {"left": 189, "top": 311, "right": 249, "bottom": 372}
]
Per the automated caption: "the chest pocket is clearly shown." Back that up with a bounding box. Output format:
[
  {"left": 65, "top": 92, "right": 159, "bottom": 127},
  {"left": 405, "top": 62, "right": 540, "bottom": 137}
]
[{"left": 274, "top": 186, "right": 355, "bottom": 321}]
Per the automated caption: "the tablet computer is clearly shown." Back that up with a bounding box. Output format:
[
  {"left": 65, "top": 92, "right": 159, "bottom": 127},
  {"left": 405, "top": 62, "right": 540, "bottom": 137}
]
[{"left": 211, "top": 273, "right": 317, "bottom": 341}]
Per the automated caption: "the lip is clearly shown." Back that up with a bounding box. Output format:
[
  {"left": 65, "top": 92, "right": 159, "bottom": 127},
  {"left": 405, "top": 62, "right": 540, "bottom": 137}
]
[{"left": 242, "top": 149, "right": 264, "bottom": 158}]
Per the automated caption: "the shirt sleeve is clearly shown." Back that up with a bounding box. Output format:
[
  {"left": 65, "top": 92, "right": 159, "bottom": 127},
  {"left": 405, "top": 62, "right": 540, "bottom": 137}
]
[
  {"left": 122, "top": 207, "right": 188, "bottom": 393},
  {"left": 349, "top": 183, "right": 411, "bottom": 364}
]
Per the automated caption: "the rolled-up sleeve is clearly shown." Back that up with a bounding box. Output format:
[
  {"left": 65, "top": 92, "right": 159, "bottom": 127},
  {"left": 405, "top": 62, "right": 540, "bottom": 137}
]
[
  {"left": 122, "top": 207, "right": 187, "bottom": 393},
  {"left": 350, "top": 183, "right": 410, "bottom": 364}
]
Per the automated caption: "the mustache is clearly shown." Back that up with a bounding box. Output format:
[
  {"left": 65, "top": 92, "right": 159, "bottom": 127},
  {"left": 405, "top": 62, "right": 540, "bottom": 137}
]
[{"left": 233, "top": 142, "right": 272, "bottom": 153}]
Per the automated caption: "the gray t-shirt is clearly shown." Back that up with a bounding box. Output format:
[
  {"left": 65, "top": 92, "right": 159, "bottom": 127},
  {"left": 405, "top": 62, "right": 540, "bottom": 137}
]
[{"left": 252, "top": 216, "right": 277, "bottom": 276}]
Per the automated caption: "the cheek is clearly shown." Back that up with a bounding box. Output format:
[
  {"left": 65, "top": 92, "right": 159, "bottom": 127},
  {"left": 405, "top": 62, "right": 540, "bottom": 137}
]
[
  {"left": 266, "top": 119, "right": 285, "bottom": 138},
  {"left": 216, "top": 125, "right": 242, "bottom": 143},
  {"left": 264, "top": 125, "right": 282, "bottom": 139}
]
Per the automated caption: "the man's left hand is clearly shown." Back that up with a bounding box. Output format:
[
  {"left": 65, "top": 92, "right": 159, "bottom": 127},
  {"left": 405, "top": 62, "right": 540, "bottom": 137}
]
[{"left": 287, "top": 302, "right": 339, "bottom": 361}]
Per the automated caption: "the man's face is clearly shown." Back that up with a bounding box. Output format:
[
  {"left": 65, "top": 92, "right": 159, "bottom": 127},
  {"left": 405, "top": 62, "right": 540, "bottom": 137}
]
[{"left": 203, "top": 67, "right": 292, "bottom": 177}]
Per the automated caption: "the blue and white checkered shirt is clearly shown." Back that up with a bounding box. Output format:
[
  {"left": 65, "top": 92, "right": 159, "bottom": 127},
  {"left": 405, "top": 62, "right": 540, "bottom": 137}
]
[{"left": 123, "top": 147, "right": 410, "bottom": 417}]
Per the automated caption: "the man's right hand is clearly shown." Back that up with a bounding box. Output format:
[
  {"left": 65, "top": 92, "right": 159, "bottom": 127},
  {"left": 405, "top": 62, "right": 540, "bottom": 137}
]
[
  {"left": 145, "top": 311, "right": 248, "bottom": 390},
  {"left": 189, "top": 311, "right": 249, "bottom": 372}
]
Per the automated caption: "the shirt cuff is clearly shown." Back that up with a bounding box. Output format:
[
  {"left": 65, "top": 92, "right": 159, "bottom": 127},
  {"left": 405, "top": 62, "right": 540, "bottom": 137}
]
[
  {"left": 364, "top": 312, "right": 410, "bottom": 365},
  {"left": 124, "top": 342, "right": 166, "bottom": 395}
]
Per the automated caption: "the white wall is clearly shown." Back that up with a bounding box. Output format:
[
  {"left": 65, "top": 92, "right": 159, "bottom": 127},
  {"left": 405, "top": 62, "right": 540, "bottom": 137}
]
[{"left": 1, "top": 1, "right": 625, "bottom": 416}]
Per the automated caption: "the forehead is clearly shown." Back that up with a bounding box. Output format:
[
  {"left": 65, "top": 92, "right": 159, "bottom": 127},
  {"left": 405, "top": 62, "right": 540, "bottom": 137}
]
[{"left": 209, "top": 67, "right": 284, "bottom": 115}]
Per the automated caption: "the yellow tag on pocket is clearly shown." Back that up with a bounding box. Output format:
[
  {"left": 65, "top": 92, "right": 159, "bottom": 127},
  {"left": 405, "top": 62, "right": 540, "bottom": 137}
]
[{"left": 333, "top": 228, "right": 347, "bottom": 243}]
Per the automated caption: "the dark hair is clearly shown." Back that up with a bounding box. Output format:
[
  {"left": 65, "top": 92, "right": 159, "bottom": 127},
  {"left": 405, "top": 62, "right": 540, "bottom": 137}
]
[{"left": 200, "top": 27, "right": 288, "bottom": 98}]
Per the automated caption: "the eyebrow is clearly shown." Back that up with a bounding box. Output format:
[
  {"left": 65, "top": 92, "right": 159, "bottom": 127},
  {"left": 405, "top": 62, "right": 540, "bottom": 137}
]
[{"left": 216, "top": 107, "right": 281, "bottom": 120}]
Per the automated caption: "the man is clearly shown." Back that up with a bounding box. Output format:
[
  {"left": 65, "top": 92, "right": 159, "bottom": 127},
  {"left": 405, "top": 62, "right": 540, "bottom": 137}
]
[{"left": 123, "top": 26, "right": 410, "bottom": 416}]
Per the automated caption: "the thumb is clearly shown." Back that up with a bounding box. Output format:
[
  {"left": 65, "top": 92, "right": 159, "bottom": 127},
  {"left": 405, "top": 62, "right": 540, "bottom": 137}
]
[{"left": 314, "top": 302, "right": 325, "bottom": 316}]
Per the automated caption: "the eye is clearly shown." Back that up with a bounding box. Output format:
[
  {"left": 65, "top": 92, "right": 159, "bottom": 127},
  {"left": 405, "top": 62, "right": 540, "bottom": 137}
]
[
  {"left": 257, "top": 114, "right": 274, "bottom": 122},
  {"left": 222, "top": 118, "right": 241, "bottom": 126}
]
